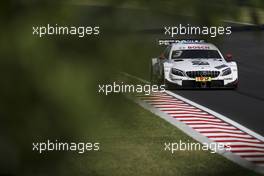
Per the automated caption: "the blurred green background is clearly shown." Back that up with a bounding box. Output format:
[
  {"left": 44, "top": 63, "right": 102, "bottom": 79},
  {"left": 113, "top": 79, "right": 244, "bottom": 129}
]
[{"left": 1, "top": 0, "right": 263, "bottom": 175}]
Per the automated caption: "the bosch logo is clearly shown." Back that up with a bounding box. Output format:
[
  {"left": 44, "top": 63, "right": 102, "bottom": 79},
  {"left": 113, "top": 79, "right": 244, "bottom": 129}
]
[{"left": 188, "top": 46, "right": 210, "bottom": 49}]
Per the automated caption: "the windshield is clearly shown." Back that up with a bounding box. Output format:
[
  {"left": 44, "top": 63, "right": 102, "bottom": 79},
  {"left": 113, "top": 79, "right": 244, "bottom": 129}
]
[{"left": 171, "top": 50, "right": 222, "bottom": 59}]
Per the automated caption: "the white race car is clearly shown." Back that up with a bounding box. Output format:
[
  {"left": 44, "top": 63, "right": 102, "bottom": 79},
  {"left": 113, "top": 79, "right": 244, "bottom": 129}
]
[{"left": 151, "top": 40, "right": 238, "bottom": 89}]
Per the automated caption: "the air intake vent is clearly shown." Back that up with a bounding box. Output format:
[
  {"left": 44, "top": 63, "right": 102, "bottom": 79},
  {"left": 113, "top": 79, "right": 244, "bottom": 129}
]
[{"left": 186, "top": 71, "right": 220, "bottom": 78}]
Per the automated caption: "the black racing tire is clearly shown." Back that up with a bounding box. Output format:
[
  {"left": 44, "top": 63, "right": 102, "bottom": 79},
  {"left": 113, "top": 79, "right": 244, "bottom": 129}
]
[
  {"left": 150, "top": 63, "right": 155, "bottom": 85},
  {"left": 232, "top": 85, "right": 238, "bottom": 90},
  {"left": 226, "top": 79, "right": 239, "bottom": 90},
  {"left": 164, "top": 79, "right": 178, "bottom": 90},
  {"left": 150, "top": 62, "right": 162, "bottom": 86}
]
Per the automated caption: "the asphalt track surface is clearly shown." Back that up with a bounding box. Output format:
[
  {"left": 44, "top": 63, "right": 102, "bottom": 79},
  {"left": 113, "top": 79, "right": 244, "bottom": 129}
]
[{"left": 174, "top": 32, "right": 264, "bottom": 136}]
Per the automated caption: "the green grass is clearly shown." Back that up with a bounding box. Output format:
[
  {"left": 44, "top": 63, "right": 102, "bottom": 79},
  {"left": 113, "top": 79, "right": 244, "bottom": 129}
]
[{"left": 46, "top": 96, "right": 261, "bottom": 176}]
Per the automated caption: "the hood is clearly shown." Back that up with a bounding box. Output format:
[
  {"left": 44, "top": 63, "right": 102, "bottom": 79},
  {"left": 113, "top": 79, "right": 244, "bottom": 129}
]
[{"left": 171, "top": 59, "right": 227, "bottom": 71}]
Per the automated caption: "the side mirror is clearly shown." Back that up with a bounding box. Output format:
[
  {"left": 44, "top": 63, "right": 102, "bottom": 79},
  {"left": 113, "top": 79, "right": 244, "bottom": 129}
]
[
  {"left": 159, "top": 53, "right": 166, "bottom": 60},
  {"left": 226, "top": 53, "right": 233, "bottom": 62}
]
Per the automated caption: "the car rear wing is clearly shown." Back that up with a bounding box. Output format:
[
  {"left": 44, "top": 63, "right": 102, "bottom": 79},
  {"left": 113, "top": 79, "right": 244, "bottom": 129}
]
[{"left": 158, "top": 39, "right": 205, "bottom": 46}]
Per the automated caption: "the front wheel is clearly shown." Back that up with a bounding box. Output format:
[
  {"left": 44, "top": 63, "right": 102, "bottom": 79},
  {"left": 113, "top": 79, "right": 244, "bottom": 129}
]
[{"left": 164, "top": 79, "right": 178, "bottom": 90}]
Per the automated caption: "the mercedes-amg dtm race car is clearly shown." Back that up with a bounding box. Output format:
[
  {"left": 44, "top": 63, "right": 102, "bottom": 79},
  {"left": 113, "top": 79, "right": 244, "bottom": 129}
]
[{"left": 151, "top": 40, "right": 238, "bottom": 89}]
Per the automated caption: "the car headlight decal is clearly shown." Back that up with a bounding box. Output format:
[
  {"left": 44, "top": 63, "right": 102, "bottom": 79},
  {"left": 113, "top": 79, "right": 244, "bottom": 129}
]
[
  {"left": 171, "top": 68, "right": 184, "bottom": 76},
  {"left": 221, "top": 68, "right": 232, "bottom": 76}
]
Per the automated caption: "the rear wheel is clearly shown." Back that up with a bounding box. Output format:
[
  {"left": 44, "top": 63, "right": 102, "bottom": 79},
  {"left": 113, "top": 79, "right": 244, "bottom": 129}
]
[{"left": 150, "top": 59, "right": 162, "bottom": 86}]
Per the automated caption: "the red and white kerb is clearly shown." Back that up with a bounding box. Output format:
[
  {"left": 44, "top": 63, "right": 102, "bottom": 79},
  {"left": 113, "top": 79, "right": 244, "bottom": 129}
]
[{"left": 137, "top": 92, "right": 264, "bottom": 167}]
